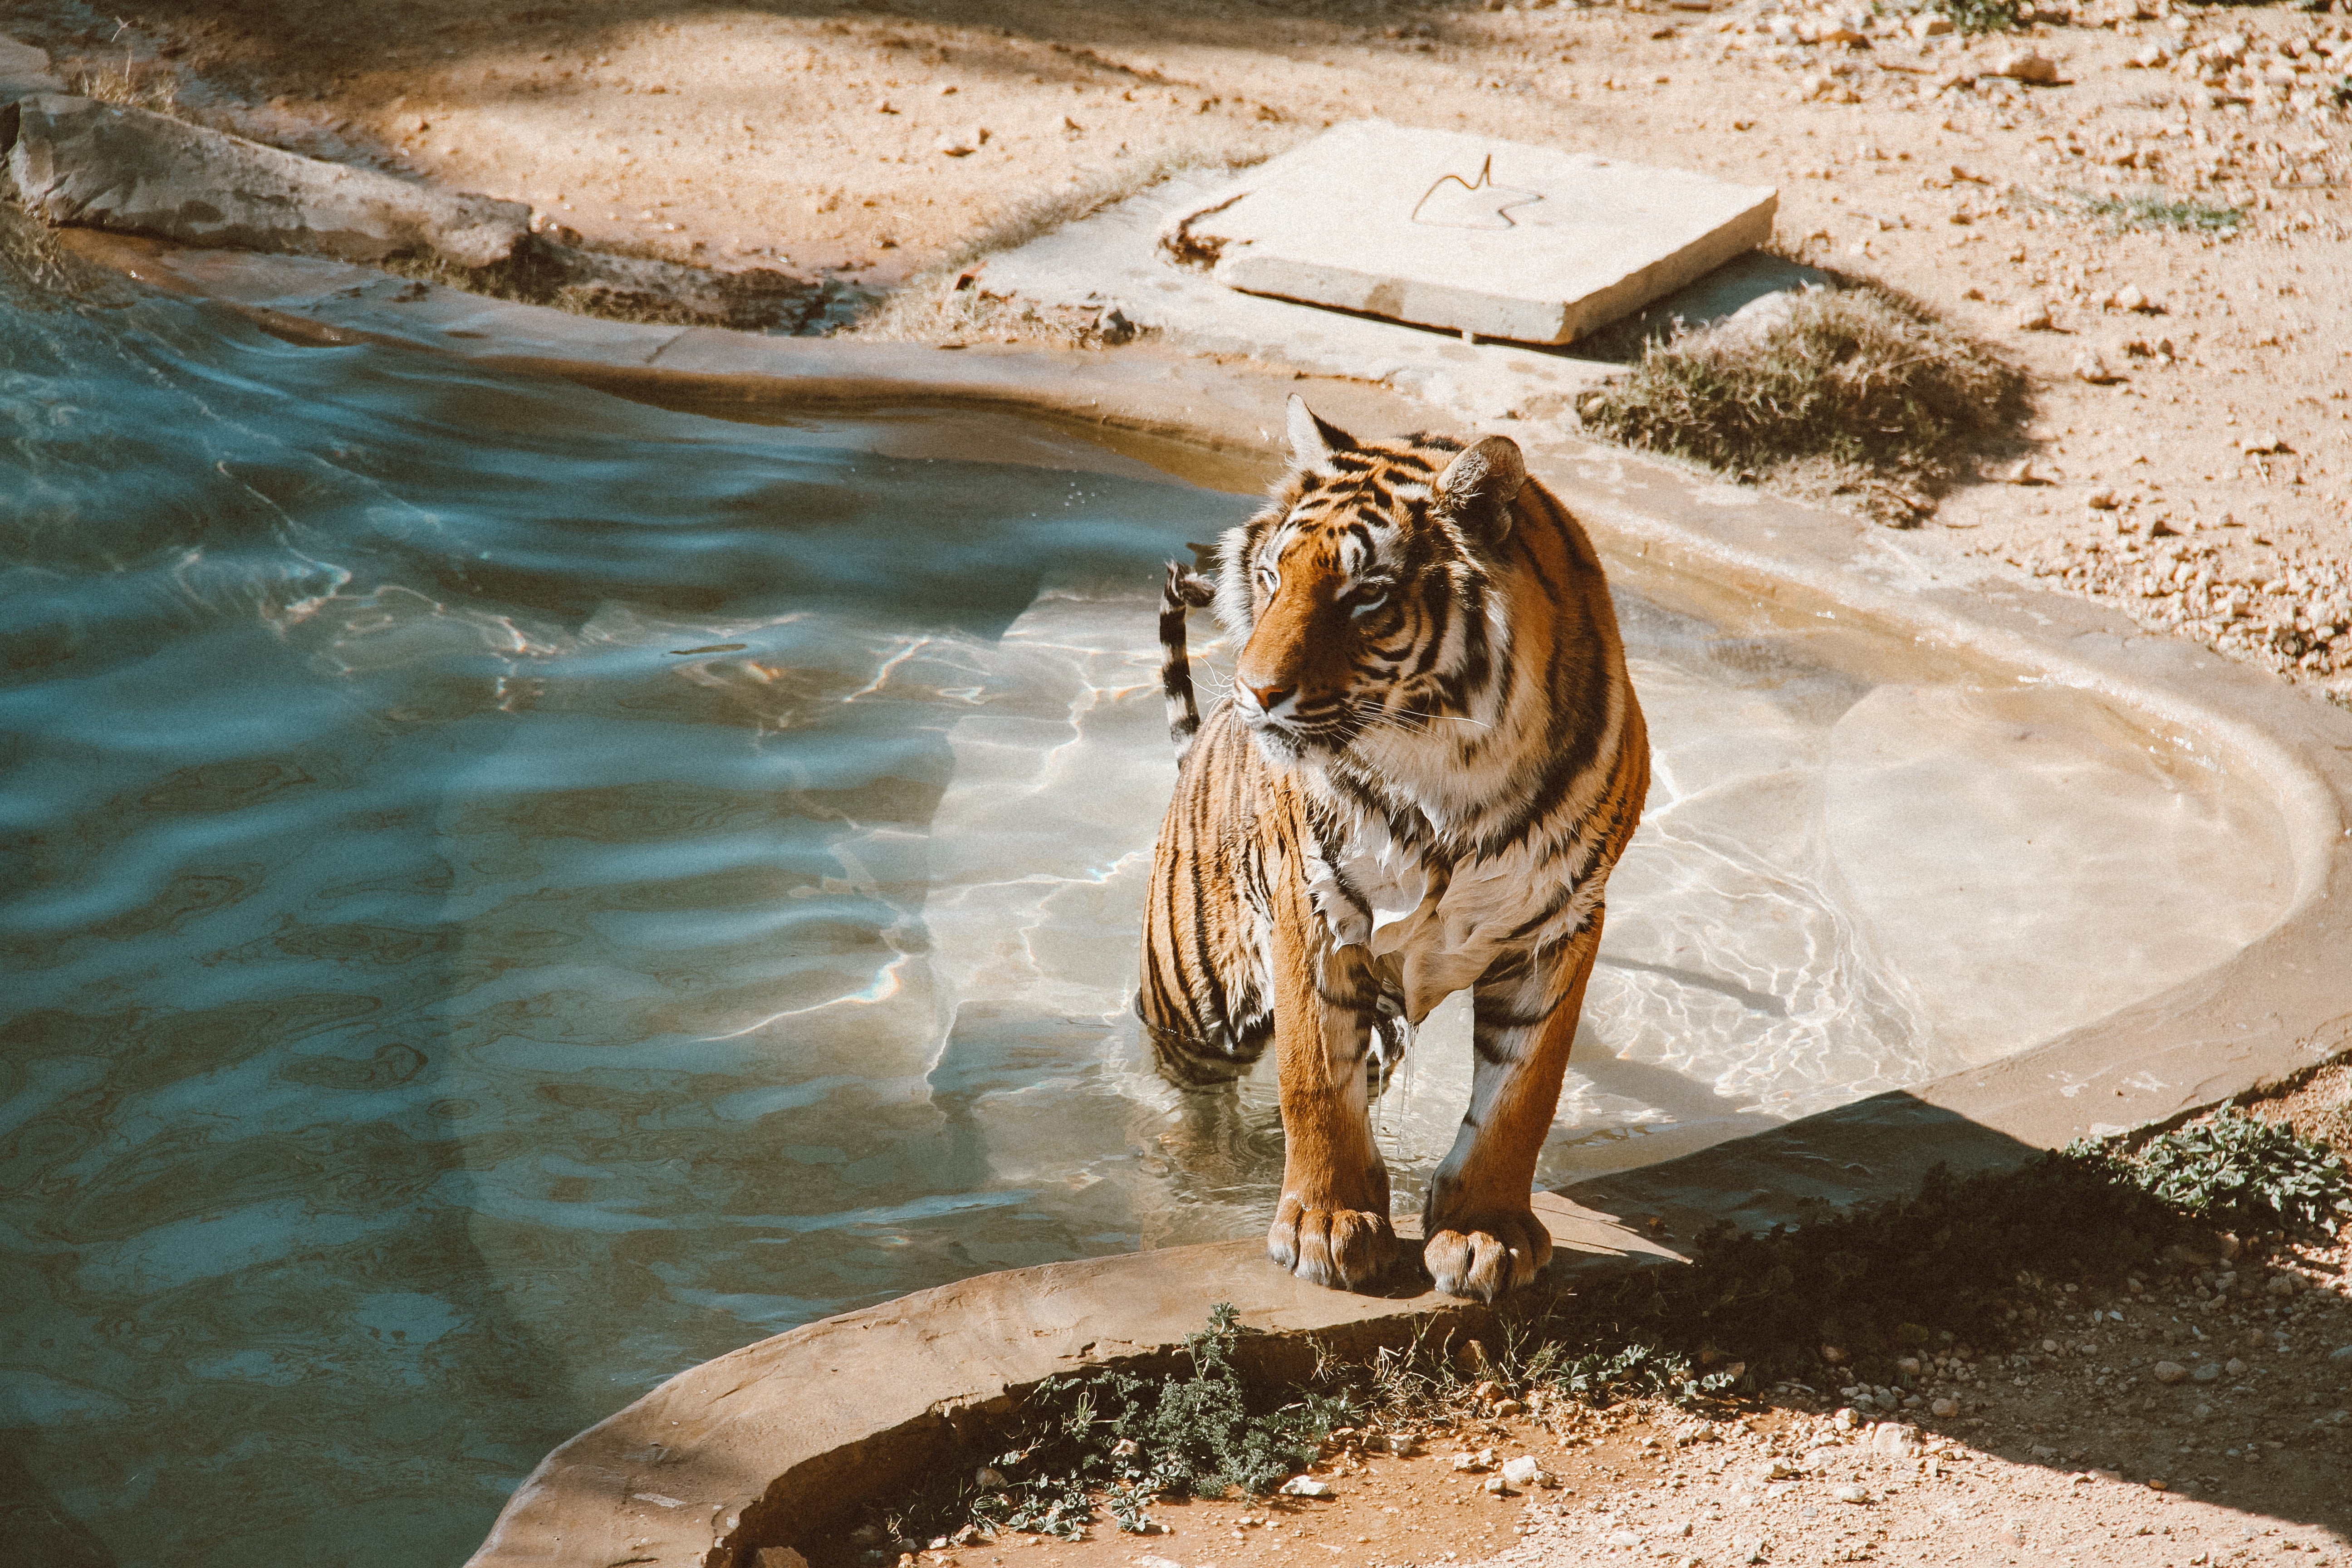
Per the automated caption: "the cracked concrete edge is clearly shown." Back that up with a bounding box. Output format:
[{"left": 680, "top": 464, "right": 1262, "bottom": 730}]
[{"left": 42, "top": 225, "right": 2352, "bottom": 1568}]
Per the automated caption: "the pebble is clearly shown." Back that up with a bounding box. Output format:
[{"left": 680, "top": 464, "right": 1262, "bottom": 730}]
[
  {"left": 2086, "top": 487, "right": 2121, "bottom": 510},
  {"left": 1453, "top": 1448, "right": 1496, "bottom": 1473},
  {"left": 2331, "top": 1345, "right": 2352, "bottom": 1363},
  {"left": 2073, "top": 346, "right": 2120, "bottom": 384},
  {"left": 1500, "top": 1456, "right": 1548, "bottom": 1489},
  {"left": 1280, "top": 1477, "right": 1334, "bottom": 1498},
  {"left": 1608, "top": 1530, "right": 1642, "bottom": 1548},
  {"left": 1930, "top": 1397, "right": 1960, "bottom": 1416},
  {"left": 2193, "top": 1362, "right": 2223, "bottom": 1383},
  {"left": 2225, "top": 1358, "right": 2248, "bottom": 1375},
  {"left": 1835, "top": 1484, "right": 1870, "bottom": 1504},
  {"left": 1993, "top": 48, "right": 2059, "bottom": 83},
  {"left": 1870, "top": 1424, "right": 1921, "bottom": 1459},
  {"left": 2153, "top": 1361, "right": 2189, "bottom": 1385}
]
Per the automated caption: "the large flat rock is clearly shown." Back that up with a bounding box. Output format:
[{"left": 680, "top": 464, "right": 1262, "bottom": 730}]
[
  {"left": 5, "top": 93, "right": 529, "bottom": 268},
  {"left": 1164, "top": 121, "right": 1777, "bottom": 346}
]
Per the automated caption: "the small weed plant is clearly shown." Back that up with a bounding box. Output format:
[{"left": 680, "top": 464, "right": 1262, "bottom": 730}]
[
  {"left": 1939, "top": 0, "right": 2024, "bottom": 34},
  {"left": 2076, "top": 192, "right": 2245, "bottom": 235},
  {"left": 1581, "top": 284, "right": 2024, "bottom": 525},
  {"left": 877, "top": 1303, "right": 1345, "bottom": 1545},
  {"left": 2075, "top": 1105, "right": 2352, "bottom": 1231}
]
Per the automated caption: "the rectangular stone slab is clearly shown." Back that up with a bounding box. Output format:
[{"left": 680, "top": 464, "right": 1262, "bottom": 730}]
[{"left": 1163, "top": 120, "right": 1778, "bottom": 346}]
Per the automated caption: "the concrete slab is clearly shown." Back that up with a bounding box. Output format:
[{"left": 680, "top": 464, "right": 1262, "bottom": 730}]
[
  {"left": 975, "top": 171, "right": 1620, "bottom": 427},
  {"left": 1163, "top": 120, "right": 1778, "bottom": 346}
]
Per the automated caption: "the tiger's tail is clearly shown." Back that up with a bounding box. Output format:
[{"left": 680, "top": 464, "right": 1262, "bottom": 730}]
[{"left": 1161, "top": 560, "right": 1217, "bottom": 762}]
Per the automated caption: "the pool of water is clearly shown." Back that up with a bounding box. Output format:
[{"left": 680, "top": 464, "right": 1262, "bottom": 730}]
[{"left": 0, "top": 259, "right": 2292, "bottom": 1568}]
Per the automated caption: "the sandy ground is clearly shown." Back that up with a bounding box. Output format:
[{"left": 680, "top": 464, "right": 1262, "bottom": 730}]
[
  {"left": 9, "top": 0, "right": 2352, "bottom": 697},
  {"left": 6, "top": 1, "right": 2352, "bottom": 1556}
]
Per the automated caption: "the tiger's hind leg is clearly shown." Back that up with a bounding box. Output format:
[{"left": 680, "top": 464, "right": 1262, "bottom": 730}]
[
  {"left": 1420, "top": 913, "right": 1607, "bottom": 1301},
  {"left": 1264, "top": 856, "right": 1396, "bottom": 1292}
]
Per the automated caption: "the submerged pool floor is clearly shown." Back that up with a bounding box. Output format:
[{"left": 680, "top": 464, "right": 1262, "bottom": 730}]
[{"left": 0, "top": 272, "right": 2289, "bottom": 1568}]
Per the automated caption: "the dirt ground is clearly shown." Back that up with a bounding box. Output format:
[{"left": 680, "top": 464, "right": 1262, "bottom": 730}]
[{"left": 6, "top": 1, "right": 2351, "bottom": 1557}]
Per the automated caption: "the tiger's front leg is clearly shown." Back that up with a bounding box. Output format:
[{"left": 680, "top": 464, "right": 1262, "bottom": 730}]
[
  {"left": 1265, "top": 877, "right": 1396, "bottom": 1291},
  {"left": 1421, "top": 912, "right": 1607, "bottom": 1301}
]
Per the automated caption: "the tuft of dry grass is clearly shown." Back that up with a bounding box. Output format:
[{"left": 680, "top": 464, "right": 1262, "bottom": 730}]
[{"left": 1582, "top": 282, "right": 2028, "bottom": 526}]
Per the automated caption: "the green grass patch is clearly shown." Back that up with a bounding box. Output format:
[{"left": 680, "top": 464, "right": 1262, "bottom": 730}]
[
  {"left": 872, "top": 1303, "right": 1348, "bottom": 1545},
  {"left": 2075, "top": 192, "right": 2245, "bottom": 234},
  {"left": 1580, "top": 284, "right": 2025, "bottom": 525},
  {"left": 2076, "top": 1105, "right": 2352, "bottom": 1231}
]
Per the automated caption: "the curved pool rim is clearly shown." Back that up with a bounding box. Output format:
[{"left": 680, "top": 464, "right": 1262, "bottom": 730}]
[{"left": 56, "top": 230, "right": 2352, "bottom": 1568}]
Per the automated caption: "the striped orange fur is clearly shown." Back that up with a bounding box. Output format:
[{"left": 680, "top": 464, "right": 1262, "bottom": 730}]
[{"left": 1139, "top": 397, "right": 1649, "bottom": 1301}]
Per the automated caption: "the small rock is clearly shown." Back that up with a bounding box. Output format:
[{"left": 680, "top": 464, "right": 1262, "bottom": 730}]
[
  {"left": 2086, "top": 487, "right": 2121, "bottom": 510},
  {"left": 1833, "top": 1407, "right": 1858, "bottom": 1429},
  {"left": 2153, "top": 1362, "right": 2189, "bottom": 1385},
  {"left": 2193, "top": 1362, "right": 2223, "bottom": 1383},
  {"left": 2330, "top": 1345, "right": 2352, "bottom": 1363},
  {"left": 2127, "top": 41, "right": 2171, "bottom": 67},
  {"left": 1493, "top": 1399, "right": 1526, "bottom": 1418},
  {"left": 974, "top": 1467, "right": 1007, "bottom": 1488},
  {"left": 2073, "top": 346, "right": 2121, "bottom": 384},
  {"left": 2015, "top": 304, "right": 2053, "bottom": 332},
  {"left": 1870, "top": 1424, "right": 1921, "bottom": 1460},
  {"left": 1994, "top": 49, "right": 2060, "bottom": 83},
  {"left": 1836, "top": 1484, "right": 1870, "bottom": 1504},
  {"left": 1608, "top": 1531, "right": 1642, "bottom": 1548},
  {"left": 1453, "top": 1448, "right": 1495, "bottom": 1473},
  {"left": 1484, "top": 1475, "right": 1509, "bottom": 1495},
  {"left": 2225, "top": 1358, "right": 2248, "bottom": 1376},
  {"left": 1931, "top": 1398, "right": 1961, "bottom": 1417},
  {"left": 1501, "top": 1456, "right": 1549, "bottom": 1489},
  {"left": 1896, "top": 1357, "right": 1922, "bottom": 1375},
  {"left": 1279, "top": 1476, "right": 1334, "bottom": 1498}
]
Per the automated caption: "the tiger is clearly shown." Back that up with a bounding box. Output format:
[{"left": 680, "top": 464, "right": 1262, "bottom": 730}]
[{"left": 1137, "top": 396, "right": 1649, "bottom": 1303}]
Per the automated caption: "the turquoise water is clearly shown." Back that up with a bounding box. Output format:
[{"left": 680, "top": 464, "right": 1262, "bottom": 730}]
[{"left": 0, "top": 265, "right": 1256, "bottom": 1568}]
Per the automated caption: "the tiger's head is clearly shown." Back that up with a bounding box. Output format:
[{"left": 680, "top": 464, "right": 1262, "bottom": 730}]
[{"left": 1216, "top": 397, "right": 1529, "bottom": 768}]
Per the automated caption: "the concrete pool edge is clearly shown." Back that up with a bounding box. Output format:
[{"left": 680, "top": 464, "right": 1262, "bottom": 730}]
[{"left": 49, "top": 232, "right": 2352, "bottom": 1568}]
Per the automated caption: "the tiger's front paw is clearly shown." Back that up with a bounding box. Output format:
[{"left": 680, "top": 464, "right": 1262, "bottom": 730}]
[
  {"left": 1268, "top": 1194, "right": 1397, "bottom": 1292},
  {"left": 1423, "top": 1207, "right": 1552, "bottom": 1302}
]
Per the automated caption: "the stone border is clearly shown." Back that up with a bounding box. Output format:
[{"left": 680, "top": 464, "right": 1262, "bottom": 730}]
[{"left": 45, "top": 229, "right": 2352, "bottom": 1568}]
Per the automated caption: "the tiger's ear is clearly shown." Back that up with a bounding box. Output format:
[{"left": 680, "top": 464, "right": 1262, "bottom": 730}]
[
  {"left": 1286, "top": 395, "right": 1355, "bottom": 477},
  {"left": 1434, "top": 434, "right": 1528, "bottom": 543}
]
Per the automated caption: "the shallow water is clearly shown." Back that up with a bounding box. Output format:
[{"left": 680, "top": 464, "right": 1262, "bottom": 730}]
[{"left": 0, "top": 265, "right": 2291, "bottom": 1568}]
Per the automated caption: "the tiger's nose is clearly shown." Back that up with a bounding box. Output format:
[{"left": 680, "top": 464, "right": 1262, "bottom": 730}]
[{"left": 1246, "top": 681, "right": 1294, "bottom": 712}]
